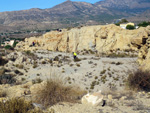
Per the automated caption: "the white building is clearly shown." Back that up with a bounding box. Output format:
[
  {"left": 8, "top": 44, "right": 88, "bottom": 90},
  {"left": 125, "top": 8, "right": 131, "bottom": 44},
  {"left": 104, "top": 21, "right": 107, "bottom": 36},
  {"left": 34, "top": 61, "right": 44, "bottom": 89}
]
[
  {"left": 120, "top": 22, "right": 135, "bottom": 29},
  {"left": 4, "top": 40, "right": 15, "bottom": 46}
]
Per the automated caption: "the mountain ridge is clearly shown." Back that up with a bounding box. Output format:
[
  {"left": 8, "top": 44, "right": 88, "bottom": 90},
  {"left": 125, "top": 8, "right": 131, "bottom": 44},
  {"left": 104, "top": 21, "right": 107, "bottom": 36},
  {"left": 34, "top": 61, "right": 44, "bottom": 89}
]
[{"left": 0, "top": 0, "right": 150, "bottom": 32}]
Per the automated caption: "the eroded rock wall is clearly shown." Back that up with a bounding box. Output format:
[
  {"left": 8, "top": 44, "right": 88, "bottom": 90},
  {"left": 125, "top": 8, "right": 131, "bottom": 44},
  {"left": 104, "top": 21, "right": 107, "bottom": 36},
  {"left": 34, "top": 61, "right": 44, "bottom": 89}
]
[
  {"left": 16, "top": 24, "right": 150, "bottom": 54},
  {"left": 138, "top": 26, "right": 150, "bottom": 70}
]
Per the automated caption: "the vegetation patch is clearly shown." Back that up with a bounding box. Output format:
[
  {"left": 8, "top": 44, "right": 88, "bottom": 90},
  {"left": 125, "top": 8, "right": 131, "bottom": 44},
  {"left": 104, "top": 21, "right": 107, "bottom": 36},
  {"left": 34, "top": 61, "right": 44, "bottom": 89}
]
[
  {"left": 0, "top": 98, "right": 43, "bottom": 113},
  {"left": 74, "top": 57, "right": 81, "bottom": 62},
  {"left": 24, "top": 50, "right": 37, "bottom": 60},
  {"left": 0, "top": 89, "right": 7, "bottom": 97},
  {"left": 127, "top": 70, "right": 150, "bottom": 91},
  {"left": 15, "top": 64, "right": 24, "bottom": 69},
  {"left": 33, "top": 78, "right": 86, "bottom": 107},
  {"left": 0, "top": 57, "right": 8, "bottom": 66},
  {"left": 32, "top": 78, "right": 43, "bottom": 84},
  {"left": 4, "top": 45, "right": 14, "bottom": 50},
  {"left": 126, "top": 25, "right": 135, "bottom": 30},
  {"left": 0, "top": 74, "right": 16, "bottom": 84},
  {"left": 100, "top": 69, "right": 106, "bottom": 74},
  {"left": 138, "top": 21, "right": 150, "bottom": 27}
]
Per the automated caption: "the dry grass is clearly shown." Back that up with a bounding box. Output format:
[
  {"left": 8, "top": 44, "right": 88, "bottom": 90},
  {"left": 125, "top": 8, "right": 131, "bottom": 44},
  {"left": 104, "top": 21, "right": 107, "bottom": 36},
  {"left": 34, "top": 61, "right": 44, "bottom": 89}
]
[
  {"left": 0, "top": 98, "right": 43, "bottom": 113},
  {"left": 127, "top": 70, "right": 150, "bottom": 91},
  {"left": 33, "top": 78, "right": 86, "bottom": 107},
  {"left": 0, "top": 89, "right": 7, "bottom": 97}
]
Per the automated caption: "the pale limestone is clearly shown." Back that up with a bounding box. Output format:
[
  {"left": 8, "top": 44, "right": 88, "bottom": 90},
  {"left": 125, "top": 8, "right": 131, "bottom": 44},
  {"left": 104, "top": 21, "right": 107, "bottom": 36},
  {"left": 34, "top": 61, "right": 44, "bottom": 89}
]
[
  {"left": 16, "top": 25, "right": 150, "bottom": 54},
  {"left": 81, "top": 90, "right": 103, "bottom": 106}
]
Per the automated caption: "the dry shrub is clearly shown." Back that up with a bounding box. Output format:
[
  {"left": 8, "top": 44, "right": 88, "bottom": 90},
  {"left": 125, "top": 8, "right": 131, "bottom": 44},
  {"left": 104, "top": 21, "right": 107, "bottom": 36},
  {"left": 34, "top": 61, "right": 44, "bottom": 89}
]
[
  {"left": 53, "top": 56, "right": 59, "bottom": 61},
  {"left": 127, "top": 70, "right": 150, "bottom": 91},
  {"left": 74, "top": 57, "right": 81, "bottom": 62},
  {"left": 15, "top": 64, "right": 24, "bottom": 69},
  {"left": 0, "top": 74, "right": 16, "bottom": 84},
  {"left": 33, "top": 78, "right": 86, "bottom": 107},
  {"left": 0, "top": 89, "right": 7, "bottom": 97},
  {"left": 0, "top": 68, "right": 5, "bottom": 76},
  {"left": 0, "top": 98, "right": 43, "bottom": 113},
  {"left": 0, "top": 57, "right": 8, "bottom": 66},
  {"left": 24, "top": 50, "right": 38, "bottom": 60},
  {"left": 32, "top": 78, "right": 43, "bottom": 84}
]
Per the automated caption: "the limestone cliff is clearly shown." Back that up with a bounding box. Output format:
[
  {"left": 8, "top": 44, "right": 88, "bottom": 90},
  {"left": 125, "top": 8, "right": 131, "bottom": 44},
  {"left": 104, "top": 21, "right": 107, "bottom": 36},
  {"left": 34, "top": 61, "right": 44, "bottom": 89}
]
[{"left": 16, "top": 24, "right": 150, "bottom": 54}]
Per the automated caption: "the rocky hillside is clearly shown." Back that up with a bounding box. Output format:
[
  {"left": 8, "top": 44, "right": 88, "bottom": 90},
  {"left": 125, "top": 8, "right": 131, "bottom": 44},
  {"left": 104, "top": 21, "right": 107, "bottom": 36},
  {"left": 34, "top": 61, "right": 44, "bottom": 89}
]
[
  {"left": 138, "top": 26, "right": 150, "bottom": 70},
  {"left": 96, "top": 0, "right": 150, "bottom": 11},
  {"left": 0, "top": 0, "right": 150, "bottom": 31},
  {"left": 128, "top": 10, "right": 150, "bottom": 23},
  {"left": 16, "top": 24, "right": 150, "bottom": 54},
  {"left": 0, "top": 1, "right": 117, "bottom": 31}
]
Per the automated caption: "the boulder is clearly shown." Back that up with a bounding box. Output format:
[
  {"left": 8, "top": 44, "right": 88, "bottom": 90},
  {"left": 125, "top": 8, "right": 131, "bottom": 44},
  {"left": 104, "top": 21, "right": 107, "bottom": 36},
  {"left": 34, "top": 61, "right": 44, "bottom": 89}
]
[{"left": 81, "top": 90, "right": 104, "bottom": 106}]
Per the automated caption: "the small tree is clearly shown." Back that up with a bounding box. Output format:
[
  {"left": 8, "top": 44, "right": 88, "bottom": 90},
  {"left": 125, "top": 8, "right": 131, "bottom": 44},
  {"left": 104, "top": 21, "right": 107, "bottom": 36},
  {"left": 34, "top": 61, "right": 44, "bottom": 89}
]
[
  {"left": 121, "top": 19, "right": 128, "bottom": 23},
  {"left": 115, "top": 23, "right": 120, "bottom": 26},
  {"left": 126, "top": 25, "right": 135, "bottom": 30},
  {"left": 5, "top": 45, "right": 12, "bottom": 49}
]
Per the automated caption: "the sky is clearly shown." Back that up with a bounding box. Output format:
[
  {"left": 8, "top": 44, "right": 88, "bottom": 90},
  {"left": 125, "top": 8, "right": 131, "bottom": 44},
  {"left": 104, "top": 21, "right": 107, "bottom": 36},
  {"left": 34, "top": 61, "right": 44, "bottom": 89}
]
[{"left": 0, "top": 0, "right": 101, "bottom": 12}]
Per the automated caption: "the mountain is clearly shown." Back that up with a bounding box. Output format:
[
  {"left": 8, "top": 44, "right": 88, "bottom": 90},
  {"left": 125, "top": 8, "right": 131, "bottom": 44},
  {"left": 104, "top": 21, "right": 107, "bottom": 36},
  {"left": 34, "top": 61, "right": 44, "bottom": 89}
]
[
  {"left": 95, "top": 0, "right": 150, "bottom": 12},
  {"left": 0, "top": 0, "right": 150, "bottom": 32},
  {"left": 128, "top": 10, "right": 150, "bottom": 23}
]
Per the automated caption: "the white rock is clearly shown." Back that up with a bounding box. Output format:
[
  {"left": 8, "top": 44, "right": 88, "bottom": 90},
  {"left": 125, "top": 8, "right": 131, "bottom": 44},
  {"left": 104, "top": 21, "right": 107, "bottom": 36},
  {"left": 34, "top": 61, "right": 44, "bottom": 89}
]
[{"left": 81, "top": 90, "right": 104, "bottom": 106}]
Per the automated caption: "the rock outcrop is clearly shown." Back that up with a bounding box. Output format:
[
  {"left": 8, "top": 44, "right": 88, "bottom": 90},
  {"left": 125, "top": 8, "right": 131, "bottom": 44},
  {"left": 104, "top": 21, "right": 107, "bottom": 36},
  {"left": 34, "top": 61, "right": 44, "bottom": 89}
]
[
  {"left": 16, "top": 24, "right": 150, "bottom": 54},
  {"left": 138, "top": 26, "right": 150, "bottom": 70}
]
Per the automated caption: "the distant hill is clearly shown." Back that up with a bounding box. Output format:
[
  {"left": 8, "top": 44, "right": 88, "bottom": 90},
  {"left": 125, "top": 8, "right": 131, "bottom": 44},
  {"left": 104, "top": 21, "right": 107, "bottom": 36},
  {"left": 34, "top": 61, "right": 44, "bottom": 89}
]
[
  {"left": 95, "top": 0, "right": 150, "bottom": 12},
  {"left": 128, "top": 10, "right": 150, "bottom": 23},
  {"left": 0, "top": 0, "right": 150, "bottom": 32}
]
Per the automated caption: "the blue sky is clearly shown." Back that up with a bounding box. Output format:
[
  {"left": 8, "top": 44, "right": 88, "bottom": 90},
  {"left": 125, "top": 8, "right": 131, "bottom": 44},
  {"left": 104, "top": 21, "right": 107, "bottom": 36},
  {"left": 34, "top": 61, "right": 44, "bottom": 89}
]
[{"left": 0, "top": 0, "right": 101, "bottom": 12}]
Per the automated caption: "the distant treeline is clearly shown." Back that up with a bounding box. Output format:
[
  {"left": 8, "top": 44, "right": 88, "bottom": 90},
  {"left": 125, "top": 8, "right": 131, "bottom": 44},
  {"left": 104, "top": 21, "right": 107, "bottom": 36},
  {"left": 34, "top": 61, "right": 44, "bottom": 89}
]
[{"left": 138, "top": 21, "right": 150, "bottom": 27}]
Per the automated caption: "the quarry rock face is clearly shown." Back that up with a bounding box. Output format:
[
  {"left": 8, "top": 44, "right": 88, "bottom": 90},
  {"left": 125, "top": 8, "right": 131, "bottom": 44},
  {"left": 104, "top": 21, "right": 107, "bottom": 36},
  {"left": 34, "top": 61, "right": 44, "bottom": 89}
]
[{"left": 16, "top": 25, "right": 150, "bottom": 54}]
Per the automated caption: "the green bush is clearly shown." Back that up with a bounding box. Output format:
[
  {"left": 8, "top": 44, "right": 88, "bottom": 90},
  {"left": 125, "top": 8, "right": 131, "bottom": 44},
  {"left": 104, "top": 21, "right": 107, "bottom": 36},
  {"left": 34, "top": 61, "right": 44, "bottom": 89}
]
[
  {"left": 4, "top": 45, "right": 14, "bottom": 50},
  {"left": 126, "top": 25, "right": 135, "bottom": 30},
  {"left": 115, "top": 23, "right": 120, "bottom": 26},
  {"left": 138, "top": 21, "right": 150, "bottom": 27},
  {"left": 127, "top": 70, "right": 150, "bottom": 91},
  {"left": 115, "top": 19, "right": 128, "bottom": 26}
]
